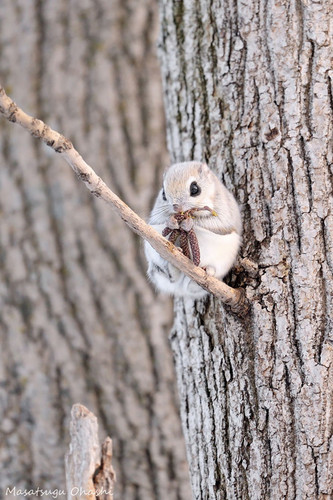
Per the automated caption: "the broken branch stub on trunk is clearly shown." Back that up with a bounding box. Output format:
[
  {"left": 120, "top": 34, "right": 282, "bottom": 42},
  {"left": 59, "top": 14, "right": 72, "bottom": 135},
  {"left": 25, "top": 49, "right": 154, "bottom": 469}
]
[
  {"left": 65, "top": 404, "right": 115, "bottom": 500},
  {"left": 0, "top": 85, "right": 249, "bottom": 316}
]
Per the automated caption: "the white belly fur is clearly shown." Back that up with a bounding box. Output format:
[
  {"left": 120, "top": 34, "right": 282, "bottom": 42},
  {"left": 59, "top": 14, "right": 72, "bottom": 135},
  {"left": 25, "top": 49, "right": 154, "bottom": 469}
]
[{"left": 195, "top": 227, "right": 241, "bottom": 277}]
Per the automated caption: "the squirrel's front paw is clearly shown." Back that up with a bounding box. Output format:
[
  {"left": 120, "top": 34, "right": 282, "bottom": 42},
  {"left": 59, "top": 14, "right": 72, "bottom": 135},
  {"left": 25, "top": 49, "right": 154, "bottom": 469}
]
[
  {"left": 166, "top": 215, "right": 180, "bottom": 230},
  {"left": 202, "top": 265, "right": 216, "bottom": 276},
  {"left": 180, "top": 217, "right": 194, "bottom": 232}
]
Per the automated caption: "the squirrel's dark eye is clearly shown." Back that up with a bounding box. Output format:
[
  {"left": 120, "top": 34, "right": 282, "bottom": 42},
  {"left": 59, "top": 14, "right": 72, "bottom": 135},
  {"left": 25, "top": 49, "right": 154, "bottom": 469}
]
[
  {"left": 162, "top": 188, "right": 167, "bottom": 201},
  {"left": 190, "top": 181, "right": 201, "bottom": 197}
]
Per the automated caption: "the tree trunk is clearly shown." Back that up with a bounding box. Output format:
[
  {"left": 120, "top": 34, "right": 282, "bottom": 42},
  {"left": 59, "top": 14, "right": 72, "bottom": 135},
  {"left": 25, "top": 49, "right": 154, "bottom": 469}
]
[
  {"left": 0, "top": 1, "right": 191, "bottom": 499},
  {"left": 159, "top": 0, "right": 333, "bottom": 498}
]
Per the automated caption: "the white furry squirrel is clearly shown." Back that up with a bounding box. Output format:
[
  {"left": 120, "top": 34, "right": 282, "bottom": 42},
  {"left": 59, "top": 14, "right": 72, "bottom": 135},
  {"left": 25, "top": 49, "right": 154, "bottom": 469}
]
[{"left": 144, "top": 161, "right": 242, "bottom": 298}]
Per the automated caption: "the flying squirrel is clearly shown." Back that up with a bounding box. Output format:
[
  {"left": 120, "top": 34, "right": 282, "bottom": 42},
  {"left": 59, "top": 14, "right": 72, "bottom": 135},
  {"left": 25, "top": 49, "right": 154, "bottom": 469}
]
[{"left": 144, "top": 161, "right": 242, "bottom": 298}]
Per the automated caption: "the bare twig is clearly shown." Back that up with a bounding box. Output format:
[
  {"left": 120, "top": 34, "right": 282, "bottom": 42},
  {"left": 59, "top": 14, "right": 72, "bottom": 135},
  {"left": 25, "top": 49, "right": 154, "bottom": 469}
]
[
  {"left": 0, "top": 85, "right": 249, "bottom": 316},
  {"left": 65, "top": 404, "right": 115, "bottom": 500}
]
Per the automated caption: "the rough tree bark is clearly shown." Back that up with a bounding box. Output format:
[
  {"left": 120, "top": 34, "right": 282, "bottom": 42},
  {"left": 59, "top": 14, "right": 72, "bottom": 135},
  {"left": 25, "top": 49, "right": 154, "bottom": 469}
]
[
  {"left": 159, "top": 0, "right": 333, "bottom": 499},
  {"left": 0, "top": 1, "right": 191, "bottom": 499}
]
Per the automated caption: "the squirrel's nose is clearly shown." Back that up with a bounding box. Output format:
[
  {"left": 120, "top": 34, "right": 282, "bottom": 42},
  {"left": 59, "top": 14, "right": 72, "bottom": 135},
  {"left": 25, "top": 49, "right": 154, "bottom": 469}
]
[{"left": 173, "top": 204, "right": 180, "bottom": 212}]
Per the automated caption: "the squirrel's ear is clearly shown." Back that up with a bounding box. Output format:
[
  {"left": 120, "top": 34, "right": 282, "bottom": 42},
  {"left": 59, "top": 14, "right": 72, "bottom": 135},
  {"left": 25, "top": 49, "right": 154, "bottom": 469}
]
[
  {"left": 163, "top": 163, "right": 173, "bottom": 179},
  {"left": 198, "top": 163, "right": 210, "bottom": 175}
]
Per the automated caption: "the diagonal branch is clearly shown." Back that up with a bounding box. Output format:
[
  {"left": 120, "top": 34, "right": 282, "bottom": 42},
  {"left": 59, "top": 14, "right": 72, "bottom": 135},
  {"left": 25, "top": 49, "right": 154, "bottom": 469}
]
[{"left": 0, "top": 85, "right": 249, "bottom": 316}]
